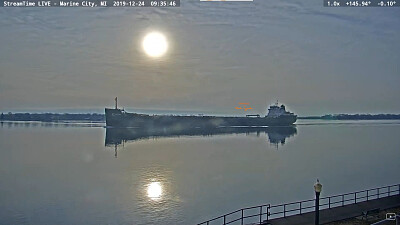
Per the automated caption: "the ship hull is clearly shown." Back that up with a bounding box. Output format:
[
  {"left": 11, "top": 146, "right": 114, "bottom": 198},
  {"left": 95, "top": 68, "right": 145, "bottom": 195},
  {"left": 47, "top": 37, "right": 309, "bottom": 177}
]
[{"left": 105, "top": 108, "right": 297, "bottom": 128}]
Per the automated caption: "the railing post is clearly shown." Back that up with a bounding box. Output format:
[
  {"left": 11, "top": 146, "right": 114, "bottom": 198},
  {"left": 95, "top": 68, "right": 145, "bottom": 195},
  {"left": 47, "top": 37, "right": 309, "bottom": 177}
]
[
  {"left": 328, "top": 197, "right": 331, "bottom": 209},
  {"left": 342, "top": 195, "right": 344, "bottom": 206},
  {"left": 355, "top": 192, "right": 357, "bottom": 203},
  {"left": 367, "top": 190, "right": 369, "bottom": 201},
  {"left": 315, "top": 192, "right": 320, "bottom": 225},
  {"left": 377, "top": 188, "right": 379, "bottom": 199},
  {"left": 266, "top": 205, "right": 270, "bottom": 221},
  {"left": 223, "top": 215, "right": 226, "bottom": 225},
  {"left": 299, "top": 202, "right": 302, "bottom": 214},
  {"left": 388, "top": 186, "right": 390, "bottom": 197},
  {"left": 283, "top": 204, "right": 286, "bottom": 218},
  {"left": 207, "top": 222, "right": 209, "bottom": 225},
  {"left": 259, "top": 206, "right": 262, "bottom": 224},
  {"left": 241, "top": 209, "right": 243, "bottom": 225}
]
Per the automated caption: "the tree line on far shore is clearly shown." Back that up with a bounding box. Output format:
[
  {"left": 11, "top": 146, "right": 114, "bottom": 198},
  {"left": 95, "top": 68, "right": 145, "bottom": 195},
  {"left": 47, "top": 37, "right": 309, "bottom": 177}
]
[
  {"left": 1, "top": 112, "right": 400, "bottom": 122},
  {"left": 0, "top": 112, "right": 105, "bottom": 122},
  {"left": 299, "top": 114, "right": 400, "bottom": 120}
]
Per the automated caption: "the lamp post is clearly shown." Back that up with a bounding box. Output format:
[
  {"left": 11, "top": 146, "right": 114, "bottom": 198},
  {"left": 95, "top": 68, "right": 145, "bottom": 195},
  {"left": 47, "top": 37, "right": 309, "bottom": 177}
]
[{"left": 314, "top": 179, "right": 322, "bottom": 225}]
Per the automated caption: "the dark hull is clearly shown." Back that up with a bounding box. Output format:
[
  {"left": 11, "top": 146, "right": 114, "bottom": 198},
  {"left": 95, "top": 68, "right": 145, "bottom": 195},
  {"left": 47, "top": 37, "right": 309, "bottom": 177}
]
[{"left": 105, "top": 108, "right": 297, "bottom": 128}]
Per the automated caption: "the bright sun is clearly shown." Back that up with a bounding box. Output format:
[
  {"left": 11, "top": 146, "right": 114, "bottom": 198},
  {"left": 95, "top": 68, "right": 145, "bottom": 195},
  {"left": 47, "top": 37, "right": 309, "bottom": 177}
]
[{"left": 142, "top": 32, "right": 168, "bottom": 58}]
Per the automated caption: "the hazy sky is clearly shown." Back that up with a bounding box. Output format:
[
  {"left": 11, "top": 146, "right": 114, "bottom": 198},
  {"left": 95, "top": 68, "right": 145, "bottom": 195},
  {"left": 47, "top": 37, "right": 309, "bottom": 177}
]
[{"left": 0, "top": 1, "right": 399, "bottom": 115}]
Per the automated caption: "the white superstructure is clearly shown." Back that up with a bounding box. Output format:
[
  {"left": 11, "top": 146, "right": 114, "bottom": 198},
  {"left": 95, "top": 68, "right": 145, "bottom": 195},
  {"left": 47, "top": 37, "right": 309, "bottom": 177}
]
[{"left": 266, "top": 102, "right": 294, "bottom": 118}]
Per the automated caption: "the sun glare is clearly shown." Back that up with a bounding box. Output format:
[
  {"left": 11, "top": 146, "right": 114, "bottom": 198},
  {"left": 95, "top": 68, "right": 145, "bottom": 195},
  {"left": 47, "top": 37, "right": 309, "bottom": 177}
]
[
  {"left": 142, "top": 32, "right": 168, "bottom": 58},
  {"left": 147, "top": 182, "right": 162, "bottom": 200}
]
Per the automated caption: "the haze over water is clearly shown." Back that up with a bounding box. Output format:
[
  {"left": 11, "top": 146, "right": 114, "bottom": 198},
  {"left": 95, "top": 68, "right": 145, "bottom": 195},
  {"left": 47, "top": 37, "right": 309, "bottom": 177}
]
[{"left": 0, "top": 120, "right": 399, "bottom": 225}]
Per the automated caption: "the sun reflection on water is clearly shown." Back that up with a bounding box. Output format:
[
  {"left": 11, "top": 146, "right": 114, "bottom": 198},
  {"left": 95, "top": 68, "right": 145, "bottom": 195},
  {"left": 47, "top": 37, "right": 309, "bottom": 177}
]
[{"left": 147, "top": 182, "right": 162, "bottom": 200}]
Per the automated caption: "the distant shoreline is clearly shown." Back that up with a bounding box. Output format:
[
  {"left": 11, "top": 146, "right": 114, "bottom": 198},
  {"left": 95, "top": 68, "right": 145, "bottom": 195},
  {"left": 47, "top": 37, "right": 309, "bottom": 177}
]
[
  {"left": 298, "top": 114, "right": 400, "bottom": 120},
  {"left": 0, "top": 113, "right": 105, "bottom": 122},
  {"left": 1, "top": 112, "right": 400, "bottom": 122}
]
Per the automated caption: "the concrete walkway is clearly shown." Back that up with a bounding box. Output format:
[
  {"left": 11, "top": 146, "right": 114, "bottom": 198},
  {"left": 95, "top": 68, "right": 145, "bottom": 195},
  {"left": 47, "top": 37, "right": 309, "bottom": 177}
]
[{"left": 263, "top": 195, "right": 400, "bottom": 225}]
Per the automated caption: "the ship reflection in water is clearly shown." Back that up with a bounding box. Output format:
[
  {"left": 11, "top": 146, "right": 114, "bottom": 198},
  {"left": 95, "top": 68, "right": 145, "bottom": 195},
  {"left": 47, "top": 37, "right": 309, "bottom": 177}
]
[{"left": 105, "top": 126, "right": 297, "bottom": 154}]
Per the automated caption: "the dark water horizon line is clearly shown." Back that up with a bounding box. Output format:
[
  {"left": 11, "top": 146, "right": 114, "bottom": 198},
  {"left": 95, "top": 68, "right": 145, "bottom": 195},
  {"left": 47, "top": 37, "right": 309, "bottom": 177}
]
[
  {"left": 2, "top": 119, "right": 400, "bottom": 128},
  {"left": 2, "top": 111, "right": 400, "bottom": 123}
]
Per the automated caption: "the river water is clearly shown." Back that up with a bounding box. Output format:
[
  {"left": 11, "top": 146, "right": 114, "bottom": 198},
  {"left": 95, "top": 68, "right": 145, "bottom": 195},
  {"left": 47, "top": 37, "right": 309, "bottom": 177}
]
[{"left": 0, "top": 120, "right": 399, "bottom": 224}]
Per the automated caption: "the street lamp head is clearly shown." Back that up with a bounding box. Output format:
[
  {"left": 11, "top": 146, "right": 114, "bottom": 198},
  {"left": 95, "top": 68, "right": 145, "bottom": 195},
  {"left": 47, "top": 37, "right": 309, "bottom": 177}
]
[{"left": 314, "top": 179, "right": 322, "bottom": 193}]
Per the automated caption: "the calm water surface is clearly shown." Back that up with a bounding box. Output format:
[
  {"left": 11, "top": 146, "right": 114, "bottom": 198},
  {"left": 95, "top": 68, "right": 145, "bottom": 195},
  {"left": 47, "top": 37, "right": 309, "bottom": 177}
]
[{"left": 0, "top": 120, "right": 399, "bottom": 224}]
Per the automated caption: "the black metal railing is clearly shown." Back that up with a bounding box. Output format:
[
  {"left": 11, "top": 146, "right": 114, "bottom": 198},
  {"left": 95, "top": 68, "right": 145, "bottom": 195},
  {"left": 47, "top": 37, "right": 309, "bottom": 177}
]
[
  {"left": 267, "top": 183, "right": 400, "bottom": 220},
  {"left": 197, "top": 183, "right": 400, "bottom": 225},
  {"left": 197, "top": 204, "right": 270, "bottom": 225}
]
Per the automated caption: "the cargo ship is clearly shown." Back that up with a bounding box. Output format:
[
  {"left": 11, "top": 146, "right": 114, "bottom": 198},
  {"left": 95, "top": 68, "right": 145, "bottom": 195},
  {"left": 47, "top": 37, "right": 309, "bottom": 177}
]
[{"left": 105, "top": 98, "right": 297, "bottom": 128}]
